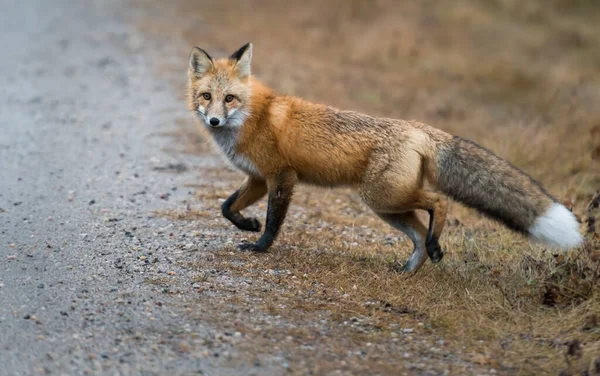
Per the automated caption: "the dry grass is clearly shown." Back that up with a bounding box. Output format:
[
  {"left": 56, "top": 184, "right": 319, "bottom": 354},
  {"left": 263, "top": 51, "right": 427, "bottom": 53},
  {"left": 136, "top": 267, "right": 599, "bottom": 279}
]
[
  {"left": 178, "top": 190, "right": 600, "bottom": 373},
  {"left": 135, "top": 0, "right": 600, "bottom": 373}
]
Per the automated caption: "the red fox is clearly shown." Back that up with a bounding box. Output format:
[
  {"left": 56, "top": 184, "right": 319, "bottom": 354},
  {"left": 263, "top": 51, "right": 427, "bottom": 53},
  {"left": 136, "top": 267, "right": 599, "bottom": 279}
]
[{"left": 187, "top": 43, "right": 583, "bottom": 273}]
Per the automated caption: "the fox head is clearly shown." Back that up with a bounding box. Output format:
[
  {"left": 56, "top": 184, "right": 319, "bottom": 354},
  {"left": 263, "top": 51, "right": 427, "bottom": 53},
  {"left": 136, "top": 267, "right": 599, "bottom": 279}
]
[{"left": 187, "top": 43, "right": 252, "bottom": 129}]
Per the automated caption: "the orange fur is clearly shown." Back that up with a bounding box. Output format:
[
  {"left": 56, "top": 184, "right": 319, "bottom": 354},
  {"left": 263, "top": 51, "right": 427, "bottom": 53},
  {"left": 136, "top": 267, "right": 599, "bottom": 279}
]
[{"left": 187, "top": 43, "right": 581, "bottom": 273}]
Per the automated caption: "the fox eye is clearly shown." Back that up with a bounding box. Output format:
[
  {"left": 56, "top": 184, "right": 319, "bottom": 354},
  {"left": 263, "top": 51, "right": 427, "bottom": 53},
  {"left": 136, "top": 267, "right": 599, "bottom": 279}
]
[
  {"left": 202, "top": 93, "right": 211, "bottom": 100},
  {"left": 225, "top": 94, "right": 234, "bottom": 103}
]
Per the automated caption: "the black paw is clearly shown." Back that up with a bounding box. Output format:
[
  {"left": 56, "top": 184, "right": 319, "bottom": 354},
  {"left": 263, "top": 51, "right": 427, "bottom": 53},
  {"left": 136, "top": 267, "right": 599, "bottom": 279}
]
[
  {"left": 237, "top": 242, "right": 267, "bottom": 253},
  {"left": 426, "top": 237, "right": 444, "bottom": 263},
  {"left": 235, "top": 217, "right": 262, "bottom": 232}
]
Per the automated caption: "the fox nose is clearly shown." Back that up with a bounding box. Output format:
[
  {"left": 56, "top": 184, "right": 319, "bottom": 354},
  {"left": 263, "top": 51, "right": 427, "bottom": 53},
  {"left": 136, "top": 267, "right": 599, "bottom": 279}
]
[{"left": 209, "top": 117, "right": 220, "bottom": 126}]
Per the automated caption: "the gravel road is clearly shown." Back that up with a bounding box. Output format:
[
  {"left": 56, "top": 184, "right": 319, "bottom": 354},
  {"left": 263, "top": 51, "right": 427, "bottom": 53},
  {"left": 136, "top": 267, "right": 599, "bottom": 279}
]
[{"left": 0, "top": 1, "right": 257, "bottom": 374}]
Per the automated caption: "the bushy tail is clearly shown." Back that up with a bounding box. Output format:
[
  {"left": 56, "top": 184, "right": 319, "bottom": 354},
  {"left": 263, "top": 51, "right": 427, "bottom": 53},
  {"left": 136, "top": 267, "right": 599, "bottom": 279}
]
[{"left": 435, "top": 136, "right": 582, "bottom": 249}]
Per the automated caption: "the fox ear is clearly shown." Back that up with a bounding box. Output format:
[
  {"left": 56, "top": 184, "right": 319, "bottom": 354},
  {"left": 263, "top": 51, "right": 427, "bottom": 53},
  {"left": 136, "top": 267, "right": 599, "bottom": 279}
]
[
  {"left": 230, "top": 43, "right": 252, "bottom": 78},
  {"left": 189, "top": 47, "right": 214, "bottom": 79}
]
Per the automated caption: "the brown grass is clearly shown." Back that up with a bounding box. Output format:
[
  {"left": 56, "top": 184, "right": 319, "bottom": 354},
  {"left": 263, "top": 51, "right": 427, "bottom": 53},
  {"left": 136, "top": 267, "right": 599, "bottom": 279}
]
[{"left": 136, "top": 0, "right": 600, "bottom": 373}]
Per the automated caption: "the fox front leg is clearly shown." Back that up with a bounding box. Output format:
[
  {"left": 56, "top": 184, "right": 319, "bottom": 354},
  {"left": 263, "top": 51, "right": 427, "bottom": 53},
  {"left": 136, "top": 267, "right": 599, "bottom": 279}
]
[
  {"left": 238, "top": 171, "right": 296, "bottom": 253},
  {"left": 222, "top": 176, "right": 268, "bottom": 232}
]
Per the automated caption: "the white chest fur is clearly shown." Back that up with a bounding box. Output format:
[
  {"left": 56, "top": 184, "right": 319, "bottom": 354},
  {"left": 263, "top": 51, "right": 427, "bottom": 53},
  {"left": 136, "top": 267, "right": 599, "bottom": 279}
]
[{"left": 210, "top": 127, "right": 261, "bottom": 177}]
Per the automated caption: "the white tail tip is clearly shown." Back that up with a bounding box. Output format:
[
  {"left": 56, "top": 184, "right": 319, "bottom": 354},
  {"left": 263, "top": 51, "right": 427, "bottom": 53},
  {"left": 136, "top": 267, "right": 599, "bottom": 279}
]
[{"left": 529, "top": 203, "right": 583, "bottom": 249}]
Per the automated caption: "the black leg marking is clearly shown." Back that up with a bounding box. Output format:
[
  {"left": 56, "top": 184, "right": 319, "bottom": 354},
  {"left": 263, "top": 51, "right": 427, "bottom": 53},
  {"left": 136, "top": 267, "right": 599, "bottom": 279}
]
[
  {"left": 222, "top": 190, "right": 262, "bottom": 232},
  {"left": 426, "top": 209, "right": 444, "bottom": 263},
  {"left": 238, "top": 174, "right": 294, "bottom": 253}
]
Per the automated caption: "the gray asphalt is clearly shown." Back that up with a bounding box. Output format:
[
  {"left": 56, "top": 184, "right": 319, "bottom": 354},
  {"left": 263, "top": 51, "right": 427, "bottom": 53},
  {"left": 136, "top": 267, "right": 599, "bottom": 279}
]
[{"left": 0, "top": 1, "right": 254, "bottom": 374}]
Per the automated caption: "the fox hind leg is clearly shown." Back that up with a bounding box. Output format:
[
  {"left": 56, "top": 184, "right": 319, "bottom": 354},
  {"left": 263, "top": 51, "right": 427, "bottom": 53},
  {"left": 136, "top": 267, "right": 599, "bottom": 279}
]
[
  {"left": 377, "top": 211, "right": 429, "bottom": 273},
  {"left": 424, "top": 196, "right": 448, "bottom": 263},
  {"left": 363, "top": 185, "right": 448, "bottom": 265},
  {"left": 405, "top": 190, "right": 448, "bottom": 263},
  {"left": 222, "top": 176, "right": 267, "bottom": 232},
  {"left": 361, "top": 150, "right": 448, "bottom": 270},
  {"left": 426, "top": 210, "right": 444, "bottom": 263}
]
